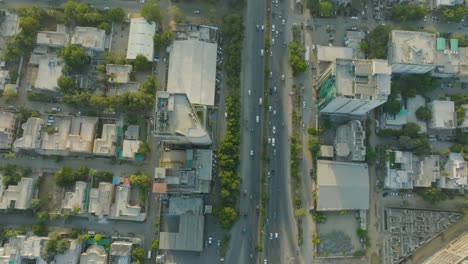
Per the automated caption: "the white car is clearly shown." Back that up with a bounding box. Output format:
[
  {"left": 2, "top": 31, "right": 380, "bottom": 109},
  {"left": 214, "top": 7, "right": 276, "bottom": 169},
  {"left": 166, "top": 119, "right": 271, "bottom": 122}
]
[
  {"left": 275, "top": 233, "right": 278, "bottom": 239},
  {"left": 256, "top": 115, "right": 260, "bottom": 123},
  {"left": 273, "top": 149, "right": 277, "bottom": 155},
  {"left": 281, "top": 74, "right": 285, "bottom": 81},
  {"left": 269, "top": 106, "right": 272, "bottom": 111},
  {"left": 273, "top": 86, "right": 277, "bottom": 92},
  {"left": 303, "top": 101, "right": 306, "bottom": 109},
  {"left": 272, "top": 24, "right": 275, "bottom": 32},
  {"left": 282, "top": 19, "right": 285, "bottom": 25},
  {"left": 272, "top": 38, "right": 275, "bottom": 45},
  {"left": 270, "top": 51, "right": 272, "bottom": 57},
  {"left": 270, "top": 71, "right": 273, "bottom": 78},
  {"left": 259, "top": 98, "right": 263, "bottom": 105},
  {"left": 273, "top": 110, "right": 276, "bottom": 115},
  {"left": 208, "top": 237, "right": 212, "bottom": 245},
  {"left": 261, "top": 25, "right": 264, "bottom": 31},
  {"left": 250, "top": 150, "right": 254, "bottom": 156},
  {"left": 272, "top": 138, "right": 275, "bottom": 147},
  {"left": 268, "top": 138, "right": 271, "bottom": 144},
  {"left": 248, "top": 89, "right": 251, "bottom": 95},
  {"left": 260, "top": 49, "right": 264, "bottom": 56},
  {"left": 269, "top": 233, "right": 273, "bottom": 240},
  {"left": 272, "top": 126, "right": 276, "bottom": 134}
]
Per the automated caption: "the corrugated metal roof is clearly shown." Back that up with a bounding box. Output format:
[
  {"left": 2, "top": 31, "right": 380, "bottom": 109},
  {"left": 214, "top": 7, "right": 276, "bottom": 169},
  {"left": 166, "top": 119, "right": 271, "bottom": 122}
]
[{"left": 436, "top": 38, "right": 445, "bottom": 51}]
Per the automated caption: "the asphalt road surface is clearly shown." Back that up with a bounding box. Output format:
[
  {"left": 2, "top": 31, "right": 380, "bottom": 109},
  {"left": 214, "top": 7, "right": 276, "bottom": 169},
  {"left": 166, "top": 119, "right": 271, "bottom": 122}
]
[{"left": 223, "top": 0, "right": 266, "bottom": 262}]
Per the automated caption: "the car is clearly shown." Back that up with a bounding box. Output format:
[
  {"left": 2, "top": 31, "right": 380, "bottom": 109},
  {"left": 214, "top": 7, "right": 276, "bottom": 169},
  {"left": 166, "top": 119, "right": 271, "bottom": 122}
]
[
  {"left": 272, "top": 24, "right": 275, "bottom": 32},
  {"left": 208, "top": 237, "right": 212, "bottom": 245},
  {"left": 282, "top": 19, "right": 285, "bottom": 25},
  {"left": 272, "top": 126, "right": 276, "bottom": 134},
  {"left": 250, "top": 150, "right": 254, "bottom": 156},
  {"left": 269, "top": 233, "right": 273, "bottom": 240},
  {"left": 256, "top": 24, "right": 259, "bottom": 31},
  {"left": 256, "top": 115, "right": 260, "bottom": 123},
  {"left": 248, "top": 89, "right": 251, "bottom": 95},
  {"left": 272, "top": 138, "right": 275, "bottom": 147},
  {"left": 270, "top": 51, "right": 273, "bottom": 57},
  {"left": 303, "top": 101, "right": 306, "bottom": 108},
  {"left": 259, "top": 98, "right": 263, "bottom": 105},
  {"left": 269, "top": 71, "right": 273, "bottom": 78},
  {"left": 261, "top": 25, "right": 264, "bottom": 31},
  {"left": 194, "top": 10, "right": 200, "bottom": 14},
  {"left": 103, "top": 6, "right": 109, "bottom": 10},
  {"left": 273, "top": 149, "right": 277, "bottom": 155},
  {"left": 273, "top": 110, "right": 276, "bottom": 115},
  {"left": 275, "top": 30, "right": 279, "bottom": 36},
  {"left": 281, "top": 74, "right": 285, "bottom": 81},
  {"left": 269, "top": 106, "right": 272, "bottom": 111},
  {"left": 273, "top": 86, "right": 277, "bottom": 92},
  {"left": 260, "top": 49, "right": 264, "bottom": 56},
  {"left": 268, "top": 138, "right": 271, "bottom": 144},
  {"left": 351, "top": 16, "right": 358, "bottom": 20},
  {"left": 264, "top": 260, "right": 268, "bottom": 264},
  {"left": 275, "top": 233, "right": 278, "bottom": 239},
  {"left": 272, "top": 38, "right": 275, "bottom": 45},
  {"left": 268, "top": 171, "right": 271, "bottom": 177},
  {"left": 217, "top": 240, "right": 221, "bottom": 246},
  {"left": 382, "top": 192, "right": 389, "bottom": 197}
]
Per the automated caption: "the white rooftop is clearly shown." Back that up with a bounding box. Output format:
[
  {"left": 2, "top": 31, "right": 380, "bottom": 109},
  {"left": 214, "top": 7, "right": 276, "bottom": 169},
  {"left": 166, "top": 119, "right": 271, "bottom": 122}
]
[
  {"left": 126, "top": 18, "right": 156, "bottom": 60},
  {"left": 122, "top": 140, "right": 141, "bottom": 160},
  {"left": 33, "top": 56, "right": 64, "bottom": 91},
  {"left": 0, "top": 177, "right": 34, "bottom": 210},
  {"left": 428, "top": 100, "right": 456, "bottom": 130},
  {"left": 0, "top": 12, "right": 19, "bottom": 37},
  {"left": 0, "top": 111, "right": 16, "bottom": 150},
  {"left": 113, "top": 185, "right": 141, "bottom": 217},
  {"left": 36, "top": 31, "right": 69, "bottom": 47},
  {"left": 93, "top": 124, "right": 117, "bottom": 156},
  {"left": 80, "top": 245, "right": 108, "bottom": 264},
  {"left": 13, "top": 118, "right": 44, "bottom": 151},
  {"left": 106, "top": 64, "right": 132, "bottom": 83},
  {"left": 167, "top": 39, "right": 217, "bottom": 106},
  {"left": 71, "top": 26, "right": 106, "bottom": 51},
  {"left": 317, "top": 46, "right": 353, "bottom": 62},
  {"left": 88, "top": 182, "right": 114, "bottom": 217},
  {"left": 61, "top": 181, "right": 87, "bottom": 211},
  {"left": 390, "top": 30, "right": 436, "bottom": 66}
]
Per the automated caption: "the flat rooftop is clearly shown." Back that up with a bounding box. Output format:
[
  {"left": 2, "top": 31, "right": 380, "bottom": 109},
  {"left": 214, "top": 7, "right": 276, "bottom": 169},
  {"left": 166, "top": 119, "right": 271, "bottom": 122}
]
[
  {"left": 36, "top": 31, "right": 69, "bottom": 47},
  {"left": 93, "top": 123, "right": 117, "bottom": 156},
  {"left": 71, "top": 26, "right": 106, "bottom": 50},
  {"left": 335, "top": 59, "right": 391, "bottom": 100},
  {"left": 167, "top": 39, "right": 217, "bottom": 106},
  {"left": 155, "top": 92, "right": 211, "bottom": 145},
  {"left": 106, "top": 64, "right": 132, "bottom": 83},
  {"left": 126, "top": 18, "right": 156, "bottom": 60},
  {"left": 390, "top": 30, "right": 436, "bottom": 66},
  {"left": 317, "top": 160, "right": 369, "bottom": 211},
  {"left": 317, "top": 46, "right": 353, "bottom": 62},
  {"left": 159, "top": 215, "right": 204, "bottom": 252},
  {"left": 428, "top": 100, "right": 456, "bottom": 129},
  {"left": 33, "top": 55, "right": 64, "bottom": 91},
  {"left": 13, "top": 118, "right": 44, "bottom": 150}
]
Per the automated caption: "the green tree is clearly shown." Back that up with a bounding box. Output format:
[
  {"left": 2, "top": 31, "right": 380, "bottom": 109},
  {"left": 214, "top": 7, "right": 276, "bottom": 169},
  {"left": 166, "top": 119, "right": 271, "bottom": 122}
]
[
  {"left": 400, "top": 123, "right": 421, "bottom": 138},
  {"left": 168, "top": 6, "right": 185, "bottom": 23},
  {"left": 439, "top": 6, "right": 468, "bottom": 22},
  {"left": 37, "top": 210, "right": 49, "bottom": 223},
  {"left": 105, "top": 7, "right": 125, "bottom": 22},
  {"left": 419, "top": 188, "right": 447, "bottom": 204},
  {"left": 137, "top": 142, "right": 151, "bottom": 157},
  {"left": 390, "top": 4, "right": 428, "bottom": 21},
  {"left": 366, "top": 147, "right": 377, "bottom": 166},
  {"left": 140, "top": 0, "right": 163, "bottom": 25},
  {"left": 32, "top": 223, "right": 47, "bottom": 236},
  {"left": 415, "top": 106, "right": 432, "bottom": 122},
  {"left": 310, "top": 210, "right": 327, "bottom": 223},
  {"left": 19, "top": 17, "right": 41, "bottom": 33},
  {"left": 2, "top": 32, "right": 36, "bottom": 61},
  {"left": 97, "top": 21, "right": 111, "bottom": 34},
  {"left": 58, "top": 45, "right": 90, "bottom": 69},
  {"left": 288, "top": 41, "right": 307, "bottom": 75},
  {"left": 134, "top": 54, "right": 151, "bottom": 72},
  {"left": 318, "top": 1, "right": 333, "bottom": 17},
  {"left": 131, "top": 246, "right": 146, "bottom": 262},
  {"left": 129, "top": 172, "right": 151, "bottom": 189},
  {"left": 150, "top": 239, "right": 159, "bottom": 251},
  {"left": 141, "top": 76, "right": 157, "bottom": 95},
  {"left": 54, "top": 166, "right": 75, "bottom": 187},
  {"left": 94, "top": 234, "right": 103, "bottom": 243},
  {"left": 2, "top": 88, "right": 17, "bottom": 102},
  {"left": 56, "top": 239, "right": 70, "bottom": 254},
  {"left": 383, "top": 100, "right": 402, "bottom": 115},
  {"left": 364, "top": 25, "right": 393, "bottom": 59},
  {"left": 154, "top": 31, "right": 173, "bottom": 50},
  {"left": 305, "top": 0, "right": 320, "bottom": 14},
  {"left": 214, "top": 206, "right": 238, "bottom": 229},
  {"left": 57, "top": 76, "right": 75, "bottom": 94},
  {"left": 360, "top": 41, "right": 369, "bottom": 52},
  {"left": 74, "top": 166, "right": 94, "bottom": 181}
]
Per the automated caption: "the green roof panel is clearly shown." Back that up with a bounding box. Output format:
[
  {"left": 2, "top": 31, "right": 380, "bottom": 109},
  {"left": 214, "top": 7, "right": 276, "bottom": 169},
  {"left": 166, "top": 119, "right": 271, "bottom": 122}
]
[
  {"left": 450, "top": 38, "right": 458, "bottom": 52},
  {"left": 436, "top": 38, "right": 445, "bottom": 51}
]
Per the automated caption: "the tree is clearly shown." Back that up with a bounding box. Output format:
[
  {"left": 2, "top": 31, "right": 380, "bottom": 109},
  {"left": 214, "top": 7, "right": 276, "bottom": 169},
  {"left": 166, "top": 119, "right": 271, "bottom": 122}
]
[
  {"left": 305, "top": 0, "right": 320, "bottom": 14},
  {"left": 168, "top": 6, "right": 185, "bottom": 23},
  {"left": 154, "top": 31, "right": 173, "bottom": 50},
  {"left": 129, "top": 172, "right": 151, "bottom": 190},
  {"left": 390, "top": 4, "right": 428, "bottom": 21},
  {"left": 58, "top": 45, "right": 90, "bottom": 69},
  {"left": 419, "top": 188, "right": 447, "bottom": 204},
  {"left": 401, "top": 123, "right": 421, "bottom": 138},
  {"left": 312, "top": 235, "right": 321, "bottom": 244},
  {"left": 307, "top": 127, "right": 318, "bottom": 136},
  {"left": 364, "top": 25, "right": 392, "bottom": 59},
  {"left": 134, "top": 54, "right": 151, "bottom": 72},
  {"left": 310, "top": 210, "right": 327, "bottom": 223},
  {"left": 131, "top": 246, "right": 146, "bottom": 262},
  {"left": 288, "top": 41, "right": 307, "bottom": 75},
  {"left": 383, "top": 100, "right": 402, "bottom": 115},
  {"left": 318, "top": 1, "right": 333, "bottom": 17},
  {"left": 19, "top": 17, "right": 40, "bottom": 33},
  {"left": 32, "top": 223, "right": 47, "bottom": 236},
  {"left": 360, "top": 41, "right": 368, "bottom": 52},
  {"left": 56, "top": 239, "right": 70, "bottom": 254},
  {"left": 2, "top": 32, "right": 36, "bottom": 61},
  {"left": 94, "top": 234, "right": 103, "bottom": 243},
  {"left": 105, "top": 7, "right": 125, "bottom": 23},
  {"left": 214, "top": 206, "right": 238, "bottom": 229},
  {"left": 57, "top": 76, "right": 75, "bottom": 94},
  {"left": 366, "top": 147, "right": 377, "bottom": 166},
  {"left": 415, "top": 106, "right": 432, "bottom": 122},
  {"left": 439, "top": 6, "right": 468, "bottom": 22},
  {"left": 137, "top": 142, "right": 151, "bottom": 157},
  {"left": 140, "top": 0, "right": 163, "bottom": 25},
  {"left": 150, "top": 239, "right": 159, "bottom": 251},
  {"left": 141, "top": 76, "right": 157, "bottom": 95},
  {"left": 37, "top": 210, "right": 49, "bottom": 223},
  {"left": 97, "top": 22, "right": 111, "bottom": 34},
  {"left": 2, "top": 88, "right": 17, "bottom": 102},
  {"left": 54, "top": 166, "right": 75, "bottom": 187}
]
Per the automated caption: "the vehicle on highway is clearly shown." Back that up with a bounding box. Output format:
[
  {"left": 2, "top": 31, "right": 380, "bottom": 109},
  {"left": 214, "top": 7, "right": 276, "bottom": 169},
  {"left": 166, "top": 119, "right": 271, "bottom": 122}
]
[
  {"left": 264, "top": 259, "right": 267, "bottom": 264},
  {"left": 272, "top": 138, "right": 275, "bottom": 146},
  {"left": 217, "top": 240, "right": 221, "bottom": 246},
  {"left": 256, "top": 24, "right": 259, "bottom": 31},
  {"left": 248, "top": 89, "right": 251, "bottom": 95},
  {"left": 272, "top": 24, "right": 275, "bottom": 32},
  {"left": 259, "top": 98, "right": 263, "bottom": 105},
  {"left": 273, "top": 149, "right": 277, "bottom": 155},
  {"left": 208, "top": 237, "right": 212, "bottom": 246},
  {"left": 261, "top": 25, "right": 264, "bottom": 31},
  {"left": 275, "top": 30, "right": 279, "bottom": 37},
  {"left": 275, "top": 233, "right": 278, "bottom": 239},
  {"left": 269, "top": 106, "right": 272, "bottom": 112},
  {"left": 261, "top": 49, "right": 264, "bottom": 56},
  {"left": 272, "top": 126, "right": 276, "bottom": 134},
  {"left": 281, "top": 74, "right": 285, "bottom": 81},
  {"left": 270, "top": 71, "right": 273, "bottom": 78},
  {"left": 282, "top": 19, "right": 285, "bottom": 25},
  {"left": 268, "top": 138, "right": 271, "bottom": 144},
  {"left": 269, "top": 233, "right": 273, "bottom": 240},
  {"left": 256, "top": 115, "right": 260, "bottom": 123},
  {"left": 250, "top": 150, "right": 254, "bottom": 156},
  {"left": 273, "top": 86, "right": 277, "bottom": 92},
  {"left": 272, "top": 38, "right": 275, "bottom": 45},
  {"left": 303, "top": 101, "right": 306, "bottom": 108},
  {"left": 268, "top": 171, "right": 271, "bottom": 177},
  {"left": 273, "top": 110, "right": 276, "bottom": 115},
  {"left": 270, "top": 51, "right": 272, "bottom": 57},
  {"left": 194, "top": 10, "right": 200, "bottom": 14}
]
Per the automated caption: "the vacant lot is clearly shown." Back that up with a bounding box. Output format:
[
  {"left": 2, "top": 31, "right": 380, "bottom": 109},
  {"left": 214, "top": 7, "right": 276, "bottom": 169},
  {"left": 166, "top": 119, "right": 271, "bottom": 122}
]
[{"left": 38, "top": 173, "right": 64, "bottom": 213}]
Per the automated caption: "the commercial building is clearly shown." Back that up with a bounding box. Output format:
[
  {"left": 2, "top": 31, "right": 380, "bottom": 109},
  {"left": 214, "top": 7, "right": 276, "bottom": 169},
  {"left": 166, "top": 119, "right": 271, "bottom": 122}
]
[
  {"left": 421, "top": 232, "right": 468, "bottom": 264},
  {"left": 154, "top": 149, "right": 213, "bottom": 193},
  {"left": 388, "top": 30, "right": 436, "bottom": 74},
  {"left": 381, "top": 95, "right": 427, "bottom": 132},
  {"left": 433, "top": 37, "right": 461, "bottom": 77},
  {"left": 126, "top": 18, "right": 156, "bottom": 60},
  {"left": 109, "top": 241, "right": 132, "bottom": 264},
  {"left": 29, "top": 54, "right": 65, "bottom": 91},
  {"left": 435, "top": 0, "right": 464, "bottom": 8},
  {"left": 317, "top": 58, "right": 391, "bottom": 115},
  {"left": 316, "top": 160, "right": 369, "bottom": 211},
  {"left": 439, "top": 152, "right": 467, "bottom": 190},
  {"left": 159, "top": 196, "right": 204, "bottom": 252},
  {"left": 317, "top": 46, "right": 353, "bottom": 62},
  {"left": 106, "top": 64, "right": 133, "bottom": 83},
  {"left": 93, "top": 124, "right": 117, "bottom": 156},
  {"left": 13, "top": 117, "right": 45, "bottom": 151},
  {"left": 80, "top": 245, "right": 108, "bottom": 264},
  {"left": 154, "top": 92, "right": 211, "bottom": 145},
  {"left": 88, "top": 182, "right": 114, "bottom": 217},
  {"left": 334, "top": 120, "right": 366, "bottom": 161},
  {"left": 0, "top": 177, "right": 34, "bottom": 210},
  {"left": 61, "top": 181, "right": 87, "bottom": 213},
  {"left": 0, "top": 111, "right": 16, "bottom": 150},
  {"left": 71, "top": 26, "right": 106, "bottom": 52},
  {"left": 428, "top": 100, "right": 456, "bottom": 131},
  {"left": 167, "top": 25, "right": 218, "bottom": 106}
]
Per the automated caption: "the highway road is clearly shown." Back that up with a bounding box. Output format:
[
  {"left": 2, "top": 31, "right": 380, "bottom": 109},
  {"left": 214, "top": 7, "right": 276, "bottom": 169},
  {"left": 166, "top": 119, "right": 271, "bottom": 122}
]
[
  {"left": 224, "top": 0, "right": 266, "bottom": 263},
  {"left": 261, "top": 0, "right": 302, "bottom": 263}
]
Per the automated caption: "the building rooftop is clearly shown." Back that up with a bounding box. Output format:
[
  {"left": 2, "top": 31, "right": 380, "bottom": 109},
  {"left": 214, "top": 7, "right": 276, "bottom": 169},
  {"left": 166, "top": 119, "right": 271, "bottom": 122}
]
[
  {"left": 13, "top": 118, "right": 44, "bottom": 151},
  {"left": 106, "top": 64, "right": 132, "bottom": 83},
  {"left": 88, "top": 182, "right": 114, "bottom": 217},
  {"left": 71, "top": 26, "right": 106, "bottom": 51},
  {"left": 434, "top": 38, "right": 461, "bottom": 76},
  {"left": 0, "top": 111, "right": 16, "bottom": 150},
  {"left": 428, "top": 100, "right": 456, "bottom": 130},
  {"left": 125, "top": 125, "right": 140, "bottom": 140},
  {"left": 317, "top": 46, "right": 353, "bottom": 62},
  {"left": 422, "top": 231, "right": 468, "bottom": 264},
  {"left": 126, "top": 18, "right": 156, "bottom": 60},
  {"left": 113, "top": 185, "right": 141, "bottom": 218},
  {"left": 389, "top": 30, "right": 436, "bottom": 66},
  {"left": 159, "top": 215, "right": 204, "bottom": 252},
  {"left": 109, "top": 241, "right": 131, "bottom": 264},
  {"left": 80, "top": 245, "right": 108, "bottom": 264},
  {"left": 31, "top": 54, "right": 64, "bottom": 91},
  {"left": 93, "top": 124, "right": 117, "bottom": 156},
  {"left": 0, "top": 177, "right": 34, "bottom": 210},
  {"left": 167, "top": 38, "right": 217, "bottom": 106},
  {"left": 407, "top": 95, "right": 428, "bottom": 133},
  {"left": 61, "top": 181, "right": 87, "bottom": 212},
  {"left": 435, "top": 0, "right": 464, "bottom": 6},
  {"left": 122, "top": 140, "right": 141, "bottom": 160},
  {"left": 0, "top": 12, "right": 19, "bottom": 37},
  {"left": 385, "top": 150, "right": 414, "bottom": 189},
  {"left": 334, "top": 120, "right": 366, "bottom": 161},
  {"left": 414, "top": 155, "right": 440, "bottom": 187},
  {"left": 107, "top": 82, "right": 140, "bottom": 95},
  {"left": 36, "top": 31, "right": 69, "bottom": 47},
  {"left": 440, "top": 152, "right": 467, "bottom": 190},
  {"left": 53, "top": 239, "right": 81, "bottom": 264},
  {"left": 155, "top": 92, "right": 211, "bottom": 145},
  {"left": 316, "top": 160, "right": 369, "bottom": 211},
  {"left": 0, "top": 70, "right": 11, "bottom": 92},
  {"left": 320, "top": 145, "right": 334, "bottom": 158}
]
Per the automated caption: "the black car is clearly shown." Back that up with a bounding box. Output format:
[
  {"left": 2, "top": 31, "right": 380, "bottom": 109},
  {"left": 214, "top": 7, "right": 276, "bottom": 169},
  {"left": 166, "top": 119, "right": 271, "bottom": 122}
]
[{"left": 382, "top": 192, "right": 389, "bottom": 197}]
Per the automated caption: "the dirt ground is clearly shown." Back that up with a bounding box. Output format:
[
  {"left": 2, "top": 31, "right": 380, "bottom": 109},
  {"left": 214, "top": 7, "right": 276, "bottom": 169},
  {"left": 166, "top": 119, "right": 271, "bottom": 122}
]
[
  {"left": 110, "top": 22, "right": 130, "bottom": 56},
  {"left": 38, "top": 173, "right": 64, "bottom": 213}
]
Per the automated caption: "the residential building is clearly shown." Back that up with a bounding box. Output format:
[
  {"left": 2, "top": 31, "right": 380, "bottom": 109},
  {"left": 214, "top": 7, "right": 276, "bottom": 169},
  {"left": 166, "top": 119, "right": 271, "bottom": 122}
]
[
  {"left": 421, "top": 232, "right": 468, "bottom": 264},
  {"left": 317, "top": 46, "right": 353, "bottom": 62},
  {"left": 53, "top": 240, "right": 81, "bottom": 264},
  {"left": 0, "top": 12, "right": 20, "bottom": 37},
  {"left": 93, "top": 123, "right": 117, "bottom": 156},
  {"left": 109, "top": 241, "right": 132, "bottom": 264},
  {"left": 126, "top": 18, "right": 156, "bottom": 60},
  {"left": 154, "top": 92, "right": 211, "bottom": 145},
  {"left": 13, "top": 118, "right": 45, "bottom": 151},
  {"left": 80, "top": 245, "right": 108, "bottom": 264},
  {"left": 0, "top": 235, "right": 48, "bottom": 263},
  {"left": 88, "top": 182, "right": 114, "bottom": 217},
  {"left": 317, "top": 58, "right": 391, "bottom": 115},
  {"left": 153, "top": 149, "right": 213, "bottom": 193},
  {"left": 385, "top": 150, "right": 415, "bottom": 189},
  {"left": 106, "top": 64, "right": 132, "bottom": 83},
  {"left": 61, "top": 181, "right": 87, "bottom": 213},
  {"left": 167, "top": 25, "right": 219, "bottom": 106},
  {"left": 316, "top": 160, "right": 369, "bottom": 211},
  {"left": 122, "top": 140, "right": 141, "bottom": 160},
  {"left": 159, "top": 196, "right": 204, "bottom": 252},
  {"left": 0, "top": 111, "right": 16, "bottom": 150},
  {"left": 414, "top": 155, "right": 440, "bottom": 187},
  {"left": 71, "top": 26, "right": 106, "bottom": 52},
  {"left": 0, "top": 177, "right": 34, "bottom": 210},
  {"left": 439, "top": 153, "right": 467, "bottom": 190},
  {"left": 428, "top": 100, "right": 456, "bottom": 131},
  {"left": 334, "top": 120, "right": 366, "bottom": 161},
  {"left": 388, "top": 30, "right": 436, "bottom": 74},
  {"left": 36, "top": 31, "right": 69, "bottom": 48},
  {"left": 0, "top": 70, "right": 12, "bottom": 93},
  {"left": 29, "top": 54, "right": 64, "bottom": 91},
  {"left": 111, "top": 184, "right": 143, "bottom": 220}
]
